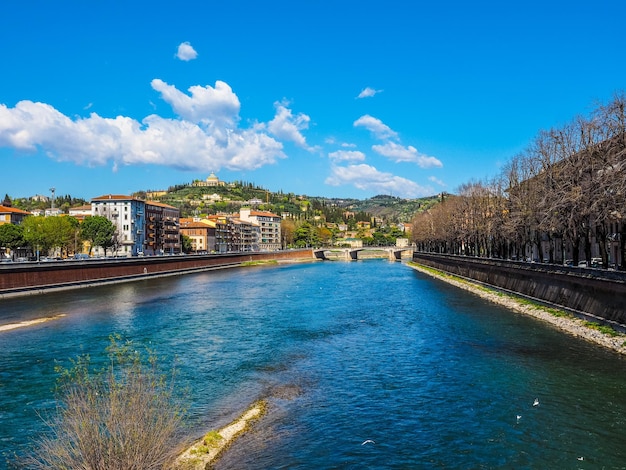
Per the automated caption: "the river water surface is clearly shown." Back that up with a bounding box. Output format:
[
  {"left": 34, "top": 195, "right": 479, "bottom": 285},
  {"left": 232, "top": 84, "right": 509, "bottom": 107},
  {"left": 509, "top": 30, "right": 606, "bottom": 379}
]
[{"left": 1, "top": 260, "right": 626, "bottom": 469}]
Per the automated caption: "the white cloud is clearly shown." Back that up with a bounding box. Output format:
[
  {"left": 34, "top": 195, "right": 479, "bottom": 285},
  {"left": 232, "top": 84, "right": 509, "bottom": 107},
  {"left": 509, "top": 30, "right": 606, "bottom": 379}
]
[
  {"left": 0, "top": 97, "right": 285, "bottom": 172},
  {"left": 429, "top": 176, "right": 446, "bottom": 186},
  {"left": 357, "top": 87, "right": 383, "bottom": 99},
  {"left": 372, "top": 142, "right": 443, "bottom": 168},
  {"left": 353, "top": 114, "right": 398, "bottom": 140},
  {"left": 267, "top": 101, "right": 312, "bottom": 149},
  {"left": 176, "top": 41, "right": 198, "bottom": 61},
  {"left": 151, "top": 79, "right": 240, "bottom": 129},
  {"left": 328, "top": 150, "right": 366, "bottom": 163},
  {"left": 325, "top": 164, "right": 434, "bottom": 198}
]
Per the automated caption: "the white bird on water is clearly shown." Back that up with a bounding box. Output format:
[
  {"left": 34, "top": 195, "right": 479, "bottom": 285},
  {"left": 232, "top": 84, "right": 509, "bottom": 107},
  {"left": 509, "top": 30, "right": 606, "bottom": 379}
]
[
  {"left": 516, "top": 415, "right": 522, "bottom": 422},
  {"left": 533, "top": 398, "right": 539, "bottom": 407},
  {"left": 362, "top": 439, "right": 375, "bottom": 445}
]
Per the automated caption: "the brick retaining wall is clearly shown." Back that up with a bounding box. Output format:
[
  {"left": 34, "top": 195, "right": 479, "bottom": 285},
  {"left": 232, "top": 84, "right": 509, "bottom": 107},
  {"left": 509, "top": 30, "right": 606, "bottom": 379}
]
[{"left": 0, "top": 250, "right": 313, "bottom": 297}]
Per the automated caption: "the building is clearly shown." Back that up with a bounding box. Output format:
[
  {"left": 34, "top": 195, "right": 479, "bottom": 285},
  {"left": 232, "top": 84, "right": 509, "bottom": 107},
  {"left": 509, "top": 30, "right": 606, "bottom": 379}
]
[
  {"left": 207, "top": 214, "right": 229, "bottom": 253},
  {"left": 0, "top": 205, "right": 30, "bottom": 225},
  {"left": 146, "top": 190, "right": 167, "bottom": 199},
  {"left": 68, "top": 204, "right": 93, "bottom": 221},
  {"left": 91, "top": 196, "right": 181, "bottom": 256},
  {"left": 239, "top": 208, "right": 282, "bottom": 251},
  {"left": 145, "top": 201, "right": 181, "bottom": 255},
  {"left": 44, "top": 208, "right": 63, "bottom": 217},
  {"left": 227, "top": 218, "right": 255, "bottom": 252},
  {"left": 192, "top": 172, "right": 225, "bottom": 187},
  {"left": 179, "top": 218, "right": 215, "bottom": 253},
  {"left": 91, "top": 195, "right": 146, "bottom": 256}
]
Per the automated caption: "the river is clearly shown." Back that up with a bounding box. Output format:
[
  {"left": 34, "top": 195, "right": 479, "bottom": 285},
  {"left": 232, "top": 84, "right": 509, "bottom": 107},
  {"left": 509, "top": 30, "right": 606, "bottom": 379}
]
[{"left": 1, "top": 260, "right": 626, "bottom": 469}]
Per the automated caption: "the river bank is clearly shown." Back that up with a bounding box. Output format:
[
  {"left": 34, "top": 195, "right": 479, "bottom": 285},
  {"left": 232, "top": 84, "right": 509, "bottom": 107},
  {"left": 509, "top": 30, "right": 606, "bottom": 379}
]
[{"left": 408, "top": 262, "right": 626, "bottom": 356}]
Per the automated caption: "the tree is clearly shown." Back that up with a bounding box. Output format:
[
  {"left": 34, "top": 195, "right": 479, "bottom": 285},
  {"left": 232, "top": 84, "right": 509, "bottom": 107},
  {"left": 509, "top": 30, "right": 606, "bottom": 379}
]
[
  {"left": 294, "top": 221, "right": 319, "bottom": 247},
  {"left": 22, "top": 216, "right": 49, "bottom": 258},
  {"left": 181, "top": 234, "right": 193, "bottom": 253},
  {"left": 81, "top": 216, "right": 116, "bottom": 256},
  {"left": 281, "top": 218, "right": 296, "bottom": 247},
  {"left": 0, "top": 223, "right": 25, "bottom": 259},
  {"left": 24, "top": 335, "right": 185, "bottom": 470}
]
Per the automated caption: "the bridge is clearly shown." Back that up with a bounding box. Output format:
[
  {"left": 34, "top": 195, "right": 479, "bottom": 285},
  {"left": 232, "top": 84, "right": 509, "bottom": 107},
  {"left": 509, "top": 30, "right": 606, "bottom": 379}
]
[{"left": 312, "top": 247, "right": 413, "bottom": 261}]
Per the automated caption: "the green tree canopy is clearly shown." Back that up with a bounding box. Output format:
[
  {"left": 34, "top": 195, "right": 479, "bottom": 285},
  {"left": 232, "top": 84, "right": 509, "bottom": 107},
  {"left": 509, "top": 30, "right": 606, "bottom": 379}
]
[
  {"left": 0, "top": 223, "right": 25, "bottom": 257},
  {"left": 22, "top": 216, "right": 49, "bottom": 256},
  {"left": 21, "top": 216, "right": 82, "bottom": 257},
  {"left": 80, "top": 216, "right": 116, "bottom": 255},
  {"left": 181, "top": 234, "right": 193, "bottom": 253}
]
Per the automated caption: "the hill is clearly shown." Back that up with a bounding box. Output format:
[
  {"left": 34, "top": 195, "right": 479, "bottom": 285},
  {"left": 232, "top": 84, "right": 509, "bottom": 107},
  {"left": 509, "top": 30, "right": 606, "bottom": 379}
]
[{"left": 140, "top": 181, "right": 440, "bottom": 224}]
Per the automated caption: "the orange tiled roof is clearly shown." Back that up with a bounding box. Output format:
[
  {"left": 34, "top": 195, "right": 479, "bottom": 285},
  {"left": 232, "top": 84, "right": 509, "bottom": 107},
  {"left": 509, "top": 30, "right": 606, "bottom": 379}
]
[
  {"left": 248, "top": 210, "right": 280, "bottom": 217},
  {"left": 146, "top": 200, "right": 178, "bottom": 210},
  {"left": 0, "top": 205, "right": 30, "bottom": 215},
  {"left": 70, "top": 204, "right": 92, "bottom": 211}
]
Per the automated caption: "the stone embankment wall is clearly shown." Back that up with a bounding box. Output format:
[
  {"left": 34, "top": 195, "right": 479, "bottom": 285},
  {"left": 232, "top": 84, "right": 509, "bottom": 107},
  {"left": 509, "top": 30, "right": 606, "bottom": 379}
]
[
  {"left": 412, "top": 252, "right": 626, "bottom": 326},
  {"left": 0, "top": 250, "right": 313, "bottom": 298}
]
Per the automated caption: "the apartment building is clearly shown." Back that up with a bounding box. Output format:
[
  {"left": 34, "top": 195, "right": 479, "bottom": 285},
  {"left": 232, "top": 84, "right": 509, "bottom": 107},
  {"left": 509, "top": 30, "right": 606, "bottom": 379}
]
[
  {"left": 90, "top": 195, "right": 181, "bottom": 256},
  {"left": 239, "top": 208, "right": 282, "bottom": 251},
  {"left": 145, "top": 201, "right": 181, "bottom": 255},
  {"left": 91, "top": 195, "right": 146, "bottom": 256}
]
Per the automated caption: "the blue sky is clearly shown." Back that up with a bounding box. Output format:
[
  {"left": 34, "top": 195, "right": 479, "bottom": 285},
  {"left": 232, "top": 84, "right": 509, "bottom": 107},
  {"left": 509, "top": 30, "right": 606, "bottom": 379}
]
[{"left": 1, "top": 1, "right": 625, "bottom": 201}]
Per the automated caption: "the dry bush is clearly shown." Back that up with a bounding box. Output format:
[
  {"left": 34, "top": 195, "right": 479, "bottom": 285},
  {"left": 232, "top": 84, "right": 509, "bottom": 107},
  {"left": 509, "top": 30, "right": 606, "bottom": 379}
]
[{"left": 22, "top": 334, "right": 185, "bottom": 470}]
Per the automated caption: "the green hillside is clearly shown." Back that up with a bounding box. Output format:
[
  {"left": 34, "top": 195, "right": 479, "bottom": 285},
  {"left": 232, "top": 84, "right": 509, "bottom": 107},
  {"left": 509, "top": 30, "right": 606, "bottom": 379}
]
[{"left": 137, "top": 181, "right": 440, "bottom": 224}]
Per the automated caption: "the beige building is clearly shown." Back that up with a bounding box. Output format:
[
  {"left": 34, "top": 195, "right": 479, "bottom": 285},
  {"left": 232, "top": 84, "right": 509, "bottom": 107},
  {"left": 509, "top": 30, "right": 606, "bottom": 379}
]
[
  {"left": 180, "top": 218, "right": 215, "bottom": 253},
  {"left": 192, "top": 172, "right": 226, "bottom": 187},
  {"left": 239, "top": 208, "right": 282, "bottom": 251}
]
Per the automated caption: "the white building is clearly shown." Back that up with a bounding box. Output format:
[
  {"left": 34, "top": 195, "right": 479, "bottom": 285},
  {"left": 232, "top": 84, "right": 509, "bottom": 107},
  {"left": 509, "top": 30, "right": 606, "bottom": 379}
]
[{"left": 91, "top": 195, "right": 146, "bottom": 256}]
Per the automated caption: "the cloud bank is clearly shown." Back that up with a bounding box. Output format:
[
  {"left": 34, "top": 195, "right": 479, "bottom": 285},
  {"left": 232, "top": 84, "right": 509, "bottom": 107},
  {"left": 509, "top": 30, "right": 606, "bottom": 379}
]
[{"left": 0, "top": 80, "right": 290, "bottom": 172}]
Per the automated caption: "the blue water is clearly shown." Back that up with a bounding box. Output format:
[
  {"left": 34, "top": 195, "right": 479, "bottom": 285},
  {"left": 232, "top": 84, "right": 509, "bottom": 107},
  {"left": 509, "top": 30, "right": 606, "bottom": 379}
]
[{"left": 1, "top": 260, "right": 626, "bottom": 469}]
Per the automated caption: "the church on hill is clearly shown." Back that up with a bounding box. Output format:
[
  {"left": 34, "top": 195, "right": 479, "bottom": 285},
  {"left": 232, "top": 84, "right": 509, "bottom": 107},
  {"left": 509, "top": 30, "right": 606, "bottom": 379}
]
[{"left": 192, "top": 172, "right": 226, "bottom": 188}]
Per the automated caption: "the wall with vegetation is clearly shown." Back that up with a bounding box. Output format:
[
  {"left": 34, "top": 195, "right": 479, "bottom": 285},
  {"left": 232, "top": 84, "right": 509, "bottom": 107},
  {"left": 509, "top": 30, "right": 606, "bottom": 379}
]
[{"left": 413, "top": 252, "right": 626, "bottom": 326}]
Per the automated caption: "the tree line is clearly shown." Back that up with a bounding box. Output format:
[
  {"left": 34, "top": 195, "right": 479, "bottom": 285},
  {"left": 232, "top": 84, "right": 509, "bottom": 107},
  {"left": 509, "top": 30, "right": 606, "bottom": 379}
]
[
  {"left": 0, "top": 215, "right": 117, "bottom": 259},
  {"left": 411, "top": 93, "right": 626, "bottom": 269}
]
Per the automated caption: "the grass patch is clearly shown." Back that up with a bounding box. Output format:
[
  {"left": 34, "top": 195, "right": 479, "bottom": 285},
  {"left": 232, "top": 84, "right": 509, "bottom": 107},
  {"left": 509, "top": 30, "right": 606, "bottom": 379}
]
[
  {"left": 203, "top": 430, "right": 224, "bottom": 448},
  {"left": 583, "top": 321, "right": 620, "bottom": 337},
  {"left": 188, "top": 430, "right": 223, "bottom": 456},
  {"left": 241, "top": 259, "right": 279, "bottom": 267}
]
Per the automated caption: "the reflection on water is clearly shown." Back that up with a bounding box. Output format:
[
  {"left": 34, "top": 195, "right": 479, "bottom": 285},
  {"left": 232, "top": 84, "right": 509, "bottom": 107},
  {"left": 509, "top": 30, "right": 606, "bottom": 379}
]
[{"left": 1, "top": 261, "right": 626, "bottom": 469}]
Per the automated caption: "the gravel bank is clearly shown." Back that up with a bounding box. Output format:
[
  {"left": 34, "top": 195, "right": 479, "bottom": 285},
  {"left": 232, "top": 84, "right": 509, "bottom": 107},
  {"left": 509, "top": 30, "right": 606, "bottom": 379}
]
[
  {"left": 408, "top": 262, "right": 626, "bottom": 356},
  {"left": 174, "top": 401, "right": 266, "bottom": 469}
]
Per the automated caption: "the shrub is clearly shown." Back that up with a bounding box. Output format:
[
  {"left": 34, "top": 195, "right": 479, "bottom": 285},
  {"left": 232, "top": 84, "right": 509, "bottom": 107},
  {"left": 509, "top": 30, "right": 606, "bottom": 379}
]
[{"left": 22, "top": 334, "right": 185, "bottom": 470}]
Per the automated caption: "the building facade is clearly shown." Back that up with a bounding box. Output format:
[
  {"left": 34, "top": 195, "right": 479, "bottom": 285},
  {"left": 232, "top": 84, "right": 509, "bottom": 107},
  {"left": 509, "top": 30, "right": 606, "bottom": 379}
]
[
  {"left": 145, "top": 201, "right": 181, "bottom": 255},
  {"left": 0, "top": 205, "right": 30, "bottom": 225},
  {"left": 91, "top": 195, "right": 146, "bottom": 256},
  {"left": 179, "top": 218, "right": 215, "bottom": 253},
  {"left": 239, "top": 208, "right": 282, "bottom": 251}
]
